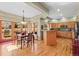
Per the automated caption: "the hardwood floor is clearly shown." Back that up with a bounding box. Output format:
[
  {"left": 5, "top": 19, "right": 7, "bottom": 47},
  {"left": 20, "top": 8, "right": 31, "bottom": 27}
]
[{"left": 0, "top": 38, "right": 72, "bottom": 56}]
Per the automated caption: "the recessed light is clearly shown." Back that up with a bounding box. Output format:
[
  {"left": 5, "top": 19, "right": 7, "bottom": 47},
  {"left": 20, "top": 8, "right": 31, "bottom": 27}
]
[{"left": 57, "top": 9, "right": 60, "bottom": 12}]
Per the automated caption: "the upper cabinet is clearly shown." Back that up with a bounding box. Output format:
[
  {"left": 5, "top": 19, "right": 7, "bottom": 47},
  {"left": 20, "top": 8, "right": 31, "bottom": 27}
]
[
  {"left": 48, "top": 21, "right": 75, "bottom": 29},
  {"left": 67, "top": 22, "right": 75, "bottom": 28}
]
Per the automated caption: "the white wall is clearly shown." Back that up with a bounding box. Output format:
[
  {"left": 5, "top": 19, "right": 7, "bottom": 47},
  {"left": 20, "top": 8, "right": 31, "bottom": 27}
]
[{"left": 31, "top": 14, "right": 47, "bottom": 40}]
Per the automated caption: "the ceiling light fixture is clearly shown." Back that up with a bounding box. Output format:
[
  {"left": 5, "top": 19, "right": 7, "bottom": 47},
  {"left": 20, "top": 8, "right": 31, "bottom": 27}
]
[
  {"left": 61, "top": 17, "right": 66, "bottom": 22},
  {"left": 52, "top": 19, "right": 58, "bottom": 23},
  {"left": 57, "top": 8, "right": 60, "bottom": 12},
  {"left": 45, "top": 19, "right": 48, "bottom": 23},
  {"left": 21, "top": 10, "right": 26, "bottom": 24},
  {"left": 57, "top": 9, "right": 63, "bottom": 17},
  {"left": 21, "top": 21, "right": 26, "bottom": 24}
]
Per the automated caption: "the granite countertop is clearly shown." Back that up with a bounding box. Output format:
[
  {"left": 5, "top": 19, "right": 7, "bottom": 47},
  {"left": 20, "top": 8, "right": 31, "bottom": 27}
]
[
  {"left": 58, "top": 29, "right": 71, "bottom": 32},
  {"left": 41, "top": 28, "right": 73, "bottom": 32}
]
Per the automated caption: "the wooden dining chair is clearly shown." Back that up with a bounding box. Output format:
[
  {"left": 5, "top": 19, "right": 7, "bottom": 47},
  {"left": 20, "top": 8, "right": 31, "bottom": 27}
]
[
  {"left": 16, "top": 32, "right": 21, "bottom": 45},
  {"left": 26, "top": 33, "right": 35, "bottom": 47}
]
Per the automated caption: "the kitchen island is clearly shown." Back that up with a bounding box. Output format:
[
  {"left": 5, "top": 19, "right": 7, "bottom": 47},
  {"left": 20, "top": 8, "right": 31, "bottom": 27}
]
[
  {"left": 57, "top": 30, "right": 73, "bottom": 39},
  {"left": 43, "top": 29, "right": 74, "bottom": 46},
  {"left": 43, "top": 30, "right": 57, "bottom": 46}
]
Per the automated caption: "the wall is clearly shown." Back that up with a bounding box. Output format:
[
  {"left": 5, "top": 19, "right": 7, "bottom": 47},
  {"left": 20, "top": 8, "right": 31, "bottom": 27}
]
[
  {"left": 0, "top": 10, "right": 29, "bottom": 22},
  {"left": 0, "top": 8, "right": 48, "bottom": 40},
  {"left": 31, "top": 14, "right": 47, "bottom": 40}
]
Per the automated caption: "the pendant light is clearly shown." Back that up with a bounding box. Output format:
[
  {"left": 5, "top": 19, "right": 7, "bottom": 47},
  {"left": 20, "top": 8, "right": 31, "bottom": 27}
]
[{"left": 21, "top": 10, "right": 26, "bottom": 24}]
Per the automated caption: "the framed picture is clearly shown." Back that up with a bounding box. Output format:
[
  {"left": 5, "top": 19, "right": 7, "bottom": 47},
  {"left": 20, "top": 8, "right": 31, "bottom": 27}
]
[{"left": 2, "top": 21, "right": 11, "bottom": 39}]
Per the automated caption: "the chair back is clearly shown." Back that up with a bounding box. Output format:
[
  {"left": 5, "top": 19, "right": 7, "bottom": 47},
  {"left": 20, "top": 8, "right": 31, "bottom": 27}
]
[
  {"left": 16, "top": 32, "right": 21, "bottom": 40},
  {"left": 28, "top": 33, "right": 33, "bottom": 41}
]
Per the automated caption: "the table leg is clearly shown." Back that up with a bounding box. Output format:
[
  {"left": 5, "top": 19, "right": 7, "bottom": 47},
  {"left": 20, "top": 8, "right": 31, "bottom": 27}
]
[{"left": 21, "top": 38, "right": 22, "bottom": 49}]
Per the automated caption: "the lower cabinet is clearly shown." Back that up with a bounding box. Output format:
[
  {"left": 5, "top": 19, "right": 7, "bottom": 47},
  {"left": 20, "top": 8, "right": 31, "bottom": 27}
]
[
  {"left": 57, "top": 31, "right": 73, "bottom": 39},
  {"left": 43, "top": 30, "right": 57, "bottom": 46}
]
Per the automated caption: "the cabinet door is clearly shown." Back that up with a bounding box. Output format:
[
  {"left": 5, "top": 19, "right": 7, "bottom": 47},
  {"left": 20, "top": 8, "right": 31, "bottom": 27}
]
[
  {"left": 67, "top": 22, "right": 74, "bottom": 28},
  {"left": 47, "top": 31, "right": 57, "bottom": 45}
]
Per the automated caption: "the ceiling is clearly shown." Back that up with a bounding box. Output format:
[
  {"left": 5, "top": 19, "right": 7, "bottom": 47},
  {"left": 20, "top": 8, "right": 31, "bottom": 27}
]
[
  {"left": 41, "top": 2, "right": 79, "bottom": 19},
  {"left": 0, "top": 2, "right": 79, "bottom": 20},
  {"left": 0, "top": 2, "right": 41, "bottom": 18}
]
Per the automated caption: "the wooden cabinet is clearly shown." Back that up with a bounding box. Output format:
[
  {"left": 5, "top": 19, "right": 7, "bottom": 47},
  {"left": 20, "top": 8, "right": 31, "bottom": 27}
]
[
  {"left": 43, "top": 30, "right": 57, "bottom": 46},
  {"left": 50, "top": 23, "right": 58, "bottom": 28},
  {"left": 67, "top": 22, "right": 75, "bottom": 28},
  {"left": 48, "top": 21, "right": 75, "bottom": 29},
  {"left": 57, "top": 31, "right": 73, "bottom": 39}
]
